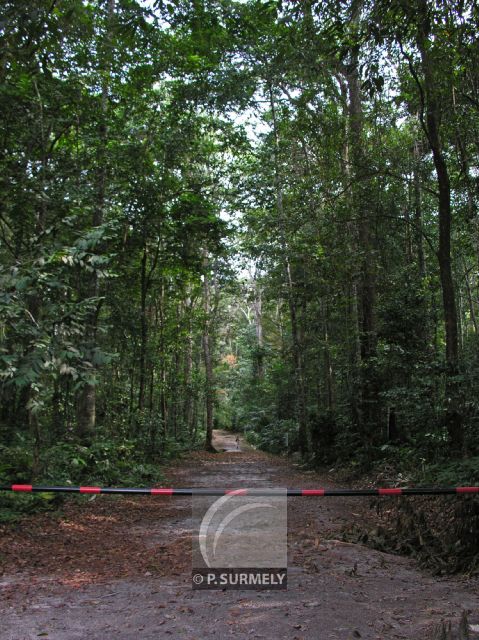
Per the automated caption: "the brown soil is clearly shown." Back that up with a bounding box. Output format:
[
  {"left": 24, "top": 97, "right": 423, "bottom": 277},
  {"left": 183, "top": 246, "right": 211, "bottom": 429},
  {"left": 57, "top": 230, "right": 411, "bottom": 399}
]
[{"left": 0, "top": 430, "right": 478, "bottom": 639}]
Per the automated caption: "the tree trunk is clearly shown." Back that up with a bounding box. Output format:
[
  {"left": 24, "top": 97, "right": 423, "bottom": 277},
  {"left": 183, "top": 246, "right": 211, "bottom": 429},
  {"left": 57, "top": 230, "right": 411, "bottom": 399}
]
[
  {"left": 464, "top": 267, "right": 478, "bottom": 335},
  {"left": 138, "top": 243, "right": 148, "bottom": 411},
  {"left": 269, "top": 84, "right": 311, "bottom": 457},
  {"left": 158, "top": 280, "right": 168, "bottom": 440},
  {"left": 183, "top": 300, "right": 194, "bottom": 434},
  {"left": 76, "top": 0, "right": 115, "bottom": 439},
  {"left": 413, "top": 138, "right": 426, "bottom": 279},
  {"left": 322, "top": 299, "right": 334, "bottom": 412},
  {"left": 344, "top": 5, "right": 379, "bottom": 447},
  {"left": 202, "top": 256, "right": 215, "bottom": 452},
  {"left": 416, "top": 0, "right": 463, "bottom": 454},
  {"left": 339, "top": 76, "right": 361, "bottom": 430},
  {"left": 252, "top": 277, "right": 264, "bottom": 380}
]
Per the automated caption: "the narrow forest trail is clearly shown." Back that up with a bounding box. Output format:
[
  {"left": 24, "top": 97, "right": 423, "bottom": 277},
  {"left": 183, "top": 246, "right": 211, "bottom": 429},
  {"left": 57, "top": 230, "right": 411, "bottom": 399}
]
[{"left": 1, "top": 432, "right": 478, "bottom": 640}]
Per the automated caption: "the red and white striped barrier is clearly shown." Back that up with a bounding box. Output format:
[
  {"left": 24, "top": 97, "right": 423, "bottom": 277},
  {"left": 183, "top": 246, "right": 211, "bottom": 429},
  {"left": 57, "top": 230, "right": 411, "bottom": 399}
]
[{"left": 0, "top": 485, "right": 478, "bottom": 496}]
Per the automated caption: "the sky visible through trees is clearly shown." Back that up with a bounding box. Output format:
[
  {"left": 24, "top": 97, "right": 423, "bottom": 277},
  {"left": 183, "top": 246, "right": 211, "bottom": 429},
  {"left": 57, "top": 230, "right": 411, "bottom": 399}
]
[{"left": 1, "top": 0, "right": 479, "bottom": 500}]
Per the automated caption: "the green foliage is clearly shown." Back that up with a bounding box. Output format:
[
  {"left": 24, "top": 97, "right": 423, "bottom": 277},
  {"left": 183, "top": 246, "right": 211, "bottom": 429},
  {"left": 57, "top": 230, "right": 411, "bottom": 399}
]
[
  {"left": 0, "top": 0, "right": 234, "bottom": 492},
  {"left": 0, "top": 492, "right": 60, "bottom": 524},
  {"left": 246, "top": 419, "right": 299, "bottom": 455},
  {"left": 0, "top": 443, "right": 34, "bottom": 481},
  {"left": 0, "top": 431, "right": 172, "bottom": 521},
  {"left": 422, "top": 457, "right": 479, "bottom": 487},
  {"left": 1, "top": 0, "right": 479, "bottom": 529},
  {"left": 0, "top": 435, "right": 167, "bottom": 488}
]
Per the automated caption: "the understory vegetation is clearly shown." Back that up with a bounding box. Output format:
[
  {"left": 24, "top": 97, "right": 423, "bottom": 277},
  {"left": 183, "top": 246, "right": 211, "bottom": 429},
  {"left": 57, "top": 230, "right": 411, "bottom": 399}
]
[{"left": 1, "top": 0, "right": 478, "bottom": 543}]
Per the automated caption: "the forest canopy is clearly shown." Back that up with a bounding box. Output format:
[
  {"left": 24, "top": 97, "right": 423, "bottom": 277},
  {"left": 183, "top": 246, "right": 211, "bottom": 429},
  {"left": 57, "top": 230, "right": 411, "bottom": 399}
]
[{"left": 1, "top": 0, "right": 479, "bottom": 502}]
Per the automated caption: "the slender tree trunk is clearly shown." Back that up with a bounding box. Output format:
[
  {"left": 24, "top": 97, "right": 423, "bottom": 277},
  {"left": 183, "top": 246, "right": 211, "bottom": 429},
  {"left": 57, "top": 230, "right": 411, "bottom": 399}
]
[
  {"left": 148, "top": 367, "right": 154, "bottom": 412},
  {"left": 160, "top": 366, "right": 167, "bottom": 439},
  {"left": 344, "top": 5, "right": 379, "bottom": 446},
  {"left": 413, "top": 138, "right": 426, "bottom": 279},
  {"left": 268, "top": 84, "right": 311, "bottom": 456},
  {"left": 252, "top": 277, "right": 264, "bottom": 380},
  {"left": 416, "top": 0, "right": 463, "bottom": 454},
  {"left": 202, "top": 255, "right": 215, "bottom": 452},
  {"left": 158, "top": 280, "right": 168, "bottom": 439},
  {"left": 464, "top": 267, "right": 478, "bottom": 334},
  {"left": 404, "top": 191, "right": 413, "bottom": 265},
  {"left": 458, "top": 289, "right": 464, "bottom": 351},
  {"left": 170, "top": 306, "right": 181, "bottom": 440},
  {"left": 339, "top": 76, "right": 361, "bottom": 430},
  {"left": 184, "top": 333, "right": 194, "bottom": 431},
  {"left": 149, "top": 365, "right": 157, "bottom": 456},
  {"left": 128, "top": 362, "right": 135, "bottom": 428},
  {"left": 138, "top": 242, "right": 148, "bottom": 411},
  {"left": 191, "top": 345, "right": 201, "bottom": 442},
  {"left": 183, "top": 299, "right": 194, "bottom": 434},
  {"left": 76, "top": 0, "right": 115, "bottom": 439},
  {"left": 322, "top": 299, "right": 334, "bottom": 412}
]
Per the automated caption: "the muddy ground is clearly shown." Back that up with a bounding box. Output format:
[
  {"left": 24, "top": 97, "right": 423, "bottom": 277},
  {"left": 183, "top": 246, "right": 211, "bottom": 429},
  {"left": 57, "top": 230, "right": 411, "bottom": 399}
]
[{"left": 0, "top": 430, "right": 478, "bottom": 639}]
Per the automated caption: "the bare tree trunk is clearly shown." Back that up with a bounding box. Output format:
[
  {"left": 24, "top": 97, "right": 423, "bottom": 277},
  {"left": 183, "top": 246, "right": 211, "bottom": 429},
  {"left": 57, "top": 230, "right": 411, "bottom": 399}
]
[
  {"left": 183, "top": 326, "right": 194, "bottom": 433},
  {"left": 404, "top": 186, "right": 413, "bottom": 265},
  {"left": 416, "top": 0, "right": 463, "bottom": 454},
  {"left": 170, "top": 305, "right": 181, "bottom": 440},
  {"left": 269, "top": 84, "right": 311, "bottom": 457},
  {"left": 252, "top": 276, "right": 264, "bottom": 380},
  {"left": 339, "top": 76, "right": 361, "bottom": 430},
  {"left": 128, "top": 361, "right": 135, "bottom": 428},
  {"left": 322, "top": 299, "right": 334, "bottom": 412},
  {"left": 202, "top": 255, "right": 215, "bottom": 452},
  {"left": 138, "top": 243, "right": 148, "bottom": 411},
  {"left": 344, "top": 3, "right": 379, "bottom": 447},
  {"left": 191, "top": 344, "right": 201, "bottom": 442},
  {"left": 413, "top": 138, "right": 426, "bottom": 279},
  {"left": 158, "top": 280, "right": 168, "bottom": 440},
  {"left": 464, "top": 267, "right": 478, "bottom": 334},
  {"left": 76, "top": 0, "right": 115, "bottom": 439}
]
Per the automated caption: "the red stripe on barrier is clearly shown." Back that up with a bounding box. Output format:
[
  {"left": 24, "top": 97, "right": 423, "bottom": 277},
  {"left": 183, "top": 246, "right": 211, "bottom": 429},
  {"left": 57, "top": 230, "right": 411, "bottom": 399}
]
[
  {"left": 302, "top": 489, "right": 325, "bottom": 496},
  {"left": 12, "top": 484, "right": 32, "bottom": 492},
  {"left": 79, "top": 486, "right": 101, "bottom": 494},
  {"left": 1, "top": 485, "right": 479, "bottom": 496},
  {"left": 378, "top": 488, "right": 403, "bottom": 495}
]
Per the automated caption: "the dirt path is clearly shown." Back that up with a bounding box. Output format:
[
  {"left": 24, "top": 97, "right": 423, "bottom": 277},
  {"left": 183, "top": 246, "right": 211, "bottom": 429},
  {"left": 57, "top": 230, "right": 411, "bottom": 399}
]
[
  {"left": 210, "top": 429, "right": 252, "bottom": 452},
  {"left": 1, "top": 431, "right": 478, "bottom": 639}
]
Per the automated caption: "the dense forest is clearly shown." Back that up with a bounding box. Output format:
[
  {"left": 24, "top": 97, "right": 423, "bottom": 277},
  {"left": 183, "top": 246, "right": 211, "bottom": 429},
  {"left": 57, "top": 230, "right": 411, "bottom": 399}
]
[{"left": 1, "top": 0, "right": 479, "bottom": 503}]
